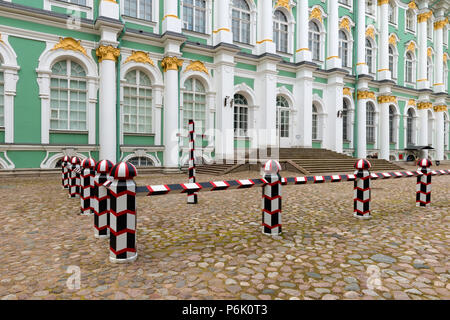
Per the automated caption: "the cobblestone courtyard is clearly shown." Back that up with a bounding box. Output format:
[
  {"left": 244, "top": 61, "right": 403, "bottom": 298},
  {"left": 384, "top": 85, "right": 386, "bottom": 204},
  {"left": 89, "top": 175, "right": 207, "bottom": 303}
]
[{"left": 0, "top": 166, "right": 449, "bottom": 300}]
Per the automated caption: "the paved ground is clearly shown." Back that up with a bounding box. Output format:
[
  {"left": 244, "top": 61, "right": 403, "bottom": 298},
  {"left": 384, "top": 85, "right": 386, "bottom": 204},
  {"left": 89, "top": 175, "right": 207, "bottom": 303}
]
[{"left": 0, "top": 165, "right": 449, "bottom": 300}]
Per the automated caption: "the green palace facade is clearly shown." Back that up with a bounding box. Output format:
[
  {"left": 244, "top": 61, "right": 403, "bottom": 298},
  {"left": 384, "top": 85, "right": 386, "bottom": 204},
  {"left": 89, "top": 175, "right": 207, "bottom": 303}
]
[{"left": 0, "top": 0, "right": 449, "bottom": 170}]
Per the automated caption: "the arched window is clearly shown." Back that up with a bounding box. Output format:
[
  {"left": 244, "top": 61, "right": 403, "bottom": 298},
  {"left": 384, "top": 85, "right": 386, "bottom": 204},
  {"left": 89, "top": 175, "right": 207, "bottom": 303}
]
[
  {"left": 339, "top": 30, "right": 349, "bottom": 67},
  {"left": 389, "top": 105, "right": 395, "bottom": 143},
  {"left": 128, "top": 156, "right": 154, "bottom": 167},
  {"left": 273, "top": 10, "right": 288, "bottom": 53},
  {"left": 312, "top": 104, "right": 319, "bottom": 140},
  {"left": 183, "top": 78, "right": 206, "bottom": 134},
  {"left": 183, "top": 0, "right": 206, "bottom": 33},
  {"left": 276, "top": 96, "right": 289, "bottom": 138},
  {"left": 0, "top": 66, "right": 3, "bottom": 128},
  {"left": 388, "top": 45, "right": 394, "bottom": 76},
  {"left": 234, "top": 94, "right": 248, "bottom": 137},
  {"left": 50, "top": 60, "right": 87, "bottom": 131},
  {"left": 366, "top": 0, "right": 374, "bottom": 15},
  {"left": 405, "top": 51, "right": 414, "bottom": 83},
  {"left": 342, "top": 99, "right": 349, "bottom": 141},
  {"left": 366, "top": 103, "right": 375, "bottom": 143},
  {"left": 406, "top": 108, "right": 414, "bottom": 146},
  {"left": 232, "top": 0, "right": 251, "bottom": 44},
  {"left": 427, "top": 57, "right": 433, "bottom": 84},
  {"left": 309, "top": 21, "right": 321, "bottom": 61},
  {"left": 365, "top": 38, "right": 374, "bottom": 73},
  {"left": 388, "top": 0, "right": 396, "bottom": 24},
  {"left": 123, "top": 69, "right": 152, "bottom": 134},
  {"left": 406, "top": 9, "right": 415, "bottom": 32},
  {"left": 124, "top": 0, "right": 152, "bottom": 21}
]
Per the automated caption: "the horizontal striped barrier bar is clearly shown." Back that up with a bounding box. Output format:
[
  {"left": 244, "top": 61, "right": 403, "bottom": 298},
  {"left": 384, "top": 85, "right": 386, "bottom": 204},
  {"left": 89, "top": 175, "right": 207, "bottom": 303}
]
[{"left": 132, "top": 170, "right": 450, "bottom": 197}]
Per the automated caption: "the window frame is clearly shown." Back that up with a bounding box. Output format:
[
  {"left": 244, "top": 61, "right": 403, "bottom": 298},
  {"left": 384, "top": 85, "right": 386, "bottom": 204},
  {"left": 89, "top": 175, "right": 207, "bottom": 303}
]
[
  {"left": 406, "top": 108, "right": 415, "bottom": 146},
  {"left": 387, "top": 0, "right": 397, "bottom": 26},
  {"left": 309, "top": 20, "right": 323, "bottom": 63},
  {"left": 231, "top": 0, "right": 253, "bottom": 46},
  {"left": 121, "top": 0, "right": 158, "bottom": 32},
  {"left": 339, "top": 29, "right": 351, "bottom": 68},
  {"left": 276, "top": 95, "right": 290, "bottom": 138},
  {"left": 233, "top": 93, "right": 249, "bottom": 138},
  {"left": 404, "top": 50, "right": 416, "bottom": 84},
  {"left": 366, "top": 102, "right": 376, "bottom": 144},
  {"left": 0, "top": 69, "right": 4, "bottom": 128},
  {"left": 182, "top": 77, "right": 207, "bottom": 139},
  {"left": 273, "top": 9, "right": 289, "bottom": 54},
  {"left": 44, "top": 0, "right": 94, "bottom": 20},
  {"left": 181, "top": 0, "right": 212, "bottom": 36},
  {"left": 365, "top": 37, "right": 376, "bottom": 74},
  {"left": 405, "top": 9, "right": 416, "bottom": 34}
]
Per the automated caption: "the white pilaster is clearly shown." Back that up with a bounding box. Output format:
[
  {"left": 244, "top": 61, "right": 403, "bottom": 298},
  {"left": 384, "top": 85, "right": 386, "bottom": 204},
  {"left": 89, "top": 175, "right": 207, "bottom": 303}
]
[
  {"left": 213, "top": 0, "right": 232, "bottom": 45},
  {"left": 99, "top": 0, "right": 119, "bottom": 19},
  {"left": 433, "top": 13, "right": 447, "bottom": 93},
  {"left": 325, "top": 74, "right": 344, "bottom": 153},
  {"left": 356, "top": 0, "right": 368, "bottom": 75},
  {"left": 257, "top": 0, "right": 275, "bottom": 54},
  {"left": 3, "top": 67, "right": 18, "bottom": 144},
  {"left": 377, "top": 0, "right": 391, "bottom": 80},
  {"left": 162, "top": 0, "right": 182, "bottom": 33},
  {"left": 294, "top": 66, "right": 314, "bottom": 147},
  {"left": 295, "top": 0, "right": 311, "bottom": 62},
  {"left": 153, "top": 85, "right": 164, "bottom": 145},
  {"left": 378, "top": 103, "right": 390, "bottom": 160},
  {"left": 435, "top": 109, "right": 445, "bottom": 161},
  {"left": 417, "top": 10, "right": 431, "bottom": 89},
  {"left": 356, "top": 80, "right": 370, "bottom": 159},
  {"left": 326, "top": 0, "right": 341, "bottom": 69}
]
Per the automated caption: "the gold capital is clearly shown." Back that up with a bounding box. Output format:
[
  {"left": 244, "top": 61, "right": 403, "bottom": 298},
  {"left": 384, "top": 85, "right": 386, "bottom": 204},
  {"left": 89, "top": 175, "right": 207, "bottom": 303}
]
[
  {"left": 434, "top": 17, "right": 449, "bottom": 30},
  {"left": 417, "top": 102, "right": 432, "bottom": 110},
  {"left": 96, "top": 45, "right": 120, "bottom": 62},
  {"left": 124, "top": 51, "right": 155, "bottom": 66},
  {"left": 408, "top": 1, "right": 417, "bottom": 10},
  {"left": 343, "top": 87, "right": 352, "bottom": 96},
  {"left": 377, "top": 95, "right": 397, "bottom": 104},
  {"left": 378, "top": 0, "right": 389, "bottom": 6},
  {"left": 161, "top": 56, "right": 183, "bottom": 72},
  {"left": 52, "top": 37, "right": 87, "bottom": 56},
  {"left": 417, "top": 11, "right": 432, "bottom": 23},
  {"left": 357, "top": 91, "right": 375, "bottom": 100},
  {"left": 433, "top": 105, "right": 447, "bottom": 112}
]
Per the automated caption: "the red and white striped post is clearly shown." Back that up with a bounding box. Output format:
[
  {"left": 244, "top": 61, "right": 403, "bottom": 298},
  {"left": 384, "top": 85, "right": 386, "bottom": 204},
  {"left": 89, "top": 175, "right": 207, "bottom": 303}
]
[
  {"left": 61, "top": 155, "right": 70, "bottom": 189},
  {"left": 93, "top": 159, "right": 114, "bottom": 239},
  {"left": 262, "top": 160, "right": 282, "bottom": 235},
  {"left": 80, "top": 158, "right": 96, "bottom": 216},
  {"left": 353, "top": 159, "right": 372, "bottom": 219},
  {"left": 108, "top": 162, "right": 138, "bottom": 263},
  {"left": 68, "top": 156, "right": 81, "bottom": 198},
  {"left": 416, "top": 158, "right": 432, "bottom": 207},
  {"left": 187, "top": 119, "right": 197, "bottom": 204}
]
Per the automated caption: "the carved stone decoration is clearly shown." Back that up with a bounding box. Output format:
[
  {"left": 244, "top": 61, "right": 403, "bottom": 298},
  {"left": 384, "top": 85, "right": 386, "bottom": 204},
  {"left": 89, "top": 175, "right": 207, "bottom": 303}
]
[
  {"left": 408, "top": 1, "right": 417, "bottom": 10},
  {"left": 444, "top": 54, "right": 448, "bottom": 64},
  {"left": 185, "top": 60, "right": 209, "bottom": 75},
  {"left": 309, "top": 7, "right": 322, "bottom": 23},
  {"left": 433, "top": 105, "right": 447, "bottom": 112},
  {"left": 377, "top": 95, "right": 397, "bottom": 104},
  {"left": 52, "top": 37, "right": 87, "bottom": 56},
  {"left": 406, "top": 42, "right": 416, "bottom": 52},
  {"left": 357, "top": 91, "right": 375, "bottom": 100},
  {"left": 96, "top": 45, "right": 120, "bottom": 63},
  {"left": 275, "top": 0, "right": 292, "bottom": 11},
  {"left": 343, "top": 87, "right": 352, "bottom": 96},
  {"left": 408, "top": 99, "right": 416, "bottom": 106},
  {"left": 340, "top": 18, "right": 351, "bottom": 32},
  {"left": 389, "top": 34, "right": 397, "bottom": 46},
  {"left": 417, "top": 102, "right": 432, "bottom": 110},
  {"left": 417, "top": 11, "right": 432, "bottom": 23},
  {"left": 124, "top": 51, "right": 155, "bottom": 66},
  {"left": 0, "top": 33, "right": 4, "bottom": 44},
  {"left": 366, "top": 26, "right": 375, "bottom": 40},
  {"left": 161, "top": 56, "right": 184, "bottom": 72},
  {"left": 377, "top": 0, "right": 389, "bottom": 5},
  {"left": 427, "top": 47, "right": 432, "bottom": 57},
  {"left": 434, "top": 17, "right": 449, "bottom": 30}
]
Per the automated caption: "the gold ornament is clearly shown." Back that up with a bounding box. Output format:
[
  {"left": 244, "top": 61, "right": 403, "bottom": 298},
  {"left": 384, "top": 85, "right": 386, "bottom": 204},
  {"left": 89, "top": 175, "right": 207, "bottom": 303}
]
[
  {"left": 161, "top": 56, "right": 183, "bottom": 72},
  {"left": 343, "top": 87, "right": 352, "bottom": 96},
  {"left": 408, "top": 99, "right": 416, "bottom": 106},
  {"left": 357, "top": 91, "right": 375, "bottom": 100},
  {"left": 275, "top": 0, "right": 291, "bottom": 10},
  {"left": 427, "top": 47, "right": 432, "bottom": 57},
  {"left": 96, "top": 45, "right": 120, "bottom": 62},
  {"left": 339, "top": 18, "right": 351, "bottom": 32},
  {"left": 417, "top": 11, "right": 432, "bottom": 23},
  {"left": 417, "top": 102, "right": 432, "bottom": 110},
  {"left": 52, "top": 37, "right": 87, "bottom": 56},
  {"left": 434, "top": 17, "right": 449, "bottom": 30},
  {"left": 406, "top": 42, "right": 416, "bottom": 52},
  {"left": 408, "top": 1, "right": 417, "bottom": 10},
  {"left": 366, "top": 26, "right": 375, "bottom": 40},
  {"left": 389, "top": 34, "right": 397, "bottom": 46},
  {"left": 377, "top": 95, "right": 397, "bottom": 104},
  {"left": 377, "top": 0, "right": 389, "bottom": 5},
  {"left": 433, "top": 105, "right": 447, "bottom": 112},
  {"left": 124, "top": 51, "right": 155, "bottom": 66},
  {"left": 185, "top": 60, "right": 209, "bottom": 75},
  {"left": 309, "top": 7, "right": 322, "bottom": 23},
  {"left": 444, "top": 54, "right": 448, "bottom": 64}
]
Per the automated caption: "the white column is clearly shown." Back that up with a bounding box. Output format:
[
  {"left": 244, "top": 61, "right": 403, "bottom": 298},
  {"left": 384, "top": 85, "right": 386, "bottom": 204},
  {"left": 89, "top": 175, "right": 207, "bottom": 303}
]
[
  {"left": 433, "top": 15, "right": 446, "bottom": 93},
  {"left": 214, "top": 50, "right": 235, "bottom": 161},
  {"left": 378, "top": 102, "right": 390, "bottom": 160},
  {"left": 435, "top": 109, "right": 445, "bottom": 161},
  {"left": 3, "top": 67, "right": 18, "bottom": 144},
  {"left": 326, "top": 0, "right": 341, "bottom": 69},
  {"left": 162, "top": 0, "right": 182, "bottom": 33},
  {"left": 325, "top": 74, "right": 344, "bottom": 152},
  {"left": 417, "top": 11, "right": 431, "bottom": 90},
  {"left": 417, "top": 100, "right": 430, "bottom": 158},
  {"left": 213, "top": 0, "right": 232, "bottom": 45},
  {"left": 161, "top": 57, "right": 183, "bottom": 167},
  {"left": 356, "top": 82, "right": 370, "bottom": 159},
  {"left": 153, "top": 85, "right": 164, "bottom": 145},
  {"left": 377, "top": 0, "right": 391, "bottom": 80},
  {"left": 257, "top": 0, "right": 275, "bottom": 54},
  {"left": 294, "top": 66, "right": 314, "bottom": 147},
  {"left": 295, "top": 0, "right": 311, "bottom": 62},
  {"left": 356, "top": 0, "right": 368, "bottom": 74}
]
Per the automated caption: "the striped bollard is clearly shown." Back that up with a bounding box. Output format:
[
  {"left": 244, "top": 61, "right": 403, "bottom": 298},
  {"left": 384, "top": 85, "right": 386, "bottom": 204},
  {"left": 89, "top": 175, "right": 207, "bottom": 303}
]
[
  {"left": 80, "top": 158, "right": 96, "bottom": 216},
  {"left": 354, "top": 159, "right": 372, "bottom": 219},
  {"left": 416, "top": 158, "right": 432, "bottom": 207},
  {"left": 93, "top": 160, "right": 114, "bottom": 238},
  {"left": 69, "top": 156, "right": 81, "bottom": 198},
  {"left": 262, "top": 160, "right": 282, "bottom": 235},
  {"left": 61, "top": 155, "right": 70, "bottom": 189},
  {"left": 108, "top": 162, "right": 138, "bottom": 263},
  {"left": 187, "top": 119, "right": 197, "bottom": 204}
]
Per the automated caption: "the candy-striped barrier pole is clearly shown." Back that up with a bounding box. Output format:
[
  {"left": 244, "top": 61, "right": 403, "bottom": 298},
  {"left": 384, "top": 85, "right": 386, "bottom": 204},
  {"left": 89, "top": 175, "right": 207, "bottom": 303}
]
[
  {"left": 93, "top": 160, "right": 114, "bottom": 239},
  {"left": 262, "top": 160, "right": 282, "bottom": 235},
  {"left": 68, "top": 156, "right": 81, "bottom": 199},
  {"left": 61, "top": 155, "right": 70, "bottom": 189},
  {"left": 106, "top": 162, "right": 138, "bottom": 263},
  {"left": 187, "top": 119, "right": 197, "bottom": 204},
  {"left": 80, "top": 158, "right": 96, "bottom": 216},
  {"left": 353, "top": 159, "right": 372, "bottom": 219},
  {"left": 416, "top": 159, "right": 432, "bottom": 207}
]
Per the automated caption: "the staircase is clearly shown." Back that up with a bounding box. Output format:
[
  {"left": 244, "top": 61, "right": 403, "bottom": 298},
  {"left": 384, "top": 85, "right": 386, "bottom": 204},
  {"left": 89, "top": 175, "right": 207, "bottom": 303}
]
[{"left": 194, "top": 162, "right": 242, "bottom": 175}]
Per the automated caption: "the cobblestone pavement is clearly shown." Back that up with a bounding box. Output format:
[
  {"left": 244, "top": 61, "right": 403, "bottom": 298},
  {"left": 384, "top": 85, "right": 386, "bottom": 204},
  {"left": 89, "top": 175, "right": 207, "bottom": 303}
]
[{"left": 0, "top": 165, "right": 449, "bottom": 300}]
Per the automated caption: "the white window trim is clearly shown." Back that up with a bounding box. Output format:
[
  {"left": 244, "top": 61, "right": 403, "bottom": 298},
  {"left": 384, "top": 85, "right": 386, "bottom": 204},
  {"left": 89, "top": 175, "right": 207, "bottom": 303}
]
[
  {"left": 308, "top": 17, "right": 326, "bottom": 65},
  {"left": 404, "top": 106, "right": 418, "bottom": 147},
  {"left": 44, "top": 0, "right": 94, "bottom": 20},
  {"left": 339, "top": 27, "right": 354, "bottom": 71},
  {"left": 121, "top": 0, "right": 159, "bottom": 33},
  {"left": 427, "top": 15, "right": 434, "bottom": 41},
  {"left": 405, "top": 8, "right": 417, "bottom": 35},
  {"left": 276, "top": 86, "right": 296, "bottom": 146},
  {"left": 342, "top": 96, "right": 355, "bottom": 149},
  {"left": 273, "top": 7, "right": 295, "bottom": 55},
  {"left": 388, "top": 43, "right": 398, "bottom": 79},
  {"left": 365, "top": 0, "right": 376, "bottom": 18},
  {"left": 180, "top": 0, "right": 212, "bottom": 38},
  {"left": 338, "top": 0, "right": 352, "bottom": 12},
  {"left": 387, "top": 0, "right": 398, "bottom": 27},
  {"left": 0, "top": 34, "right": 19, "bottom": 145},
  {"left": 366, "top": 36, "right": 377, "bottom": 75},
  {"left": 229, "top": 0, "right": 257, "bottom": 48}
]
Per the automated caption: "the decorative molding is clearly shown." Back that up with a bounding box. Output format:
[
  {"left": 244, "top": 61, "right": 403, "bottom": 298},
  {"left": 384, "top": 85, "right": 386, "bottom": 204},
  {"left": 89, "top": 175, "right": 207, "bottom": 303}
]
[
  {"left": 408, "top": 1, "right": 417, "bottom": 10},
  {"left": 406, "top": 42, "right": 415, "bottom": 52},
  {"left": 339, "top": 18, "right": 350, "bottom": 32},
  {"left": 417, "top": 102, "right": 432, "bottom": 110},
  {"left": 0, "top": 33, "right": 3, "bottom": 44},
  {"left": 433, "top": 105, "right": 447, "bottom": 112},
  {"left": 274, "top": 0, "right": 293, "bottom": 11},
  {"left": 357, "top": 91, "right": 375, "bottom": 100},
  {"left": 102, "top": 0, "right": 117, "bottom": 3},
  {"left": 389, "top": 34, "right": 397, "bottom": 46},
  {"left": 377, "top": 95, "right": 397, "bottom": 104},
  {"left": 309, "top": 7, "right": 322, "bottom": 23},
  {"left": 343, "top": 87, "right": 352, "bottom": 96},
  {"left": 408, "top": 99, "right": 416, "bottom": 106},
  {"left": 427, "top": 47, "right": 432, "bottom": 57},
  {"left": 434, "top": 17, "right": 449, "bottom": 30},
  {"left": 444, "top": 54, "right": 448, "bottom": 64},
  {"left": 161, "top": 56, "right": 183, "bottom": 72},
  {"left": 185, "top": 60, "right": 209, "bottom": 75},
  {"left": 96, "top": 45, "right": 120, "bottom": 63},
  {"left": 51, "top": 37, "right": 87, "bottom": 56},
  {"left": 377, "top": 0, "right": 389, "bottom": 5},
  {"left": 417, "top": 11, "right": 432, "bottom": 23},
  {"left": 366, "top": 26, "right": 375, "bottom": 40},
  {"left": 124, "top": 51, "right": 155, "bottom": 66}
]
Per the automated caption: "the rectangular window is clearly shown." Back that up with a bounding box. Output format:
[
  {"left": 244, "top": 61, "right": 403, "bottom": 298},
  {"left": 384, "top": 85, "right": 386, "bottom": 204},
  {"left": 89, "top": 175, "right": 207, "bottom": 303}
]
[
  {"left": 61, "top": 0, "right": 87, "bottom": 5},
  {"left": 124, "top": 0, "right": 152, "bottom": 21}
]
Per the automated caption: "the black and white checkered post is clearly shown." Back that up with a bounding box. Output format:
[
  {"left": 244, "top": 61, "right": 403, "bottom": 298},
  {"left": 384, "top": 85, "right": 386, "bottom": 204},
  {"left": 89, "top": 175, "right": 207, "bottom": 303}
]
[
  {"left": 354, "top": 159, "right": 372, "bottom": 219},
  {"left": 416, "top": 158, "right": 432, "bottom": 207},
  {"left": 93, "top": 159, "right": 114, "bottom": 238},
  {"left": 262, "top": 160, "right": 282, "bottom": 235},
  {"left": 187, "top": 119, "right": 197, "bottom": 204},
  {"left": 61, "top": 155, "right": 70, "bottom": 189},
  {"left": 80, "top": 158, "right": 96, "bottom": 216},
  {"left": 68, "top": 156, "right": 81, "bottom": 199},
  {"left": 107, "top": 162, "right": 138, "bottom": 263}
]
